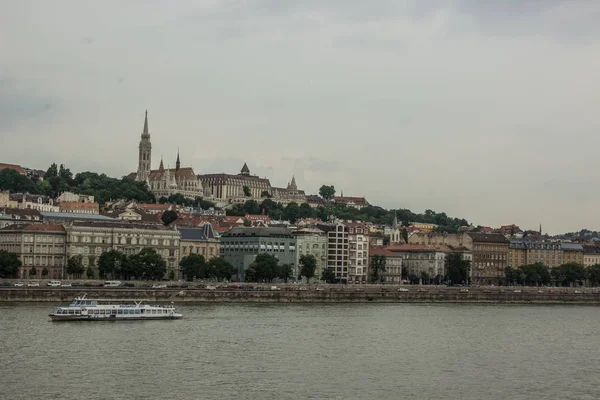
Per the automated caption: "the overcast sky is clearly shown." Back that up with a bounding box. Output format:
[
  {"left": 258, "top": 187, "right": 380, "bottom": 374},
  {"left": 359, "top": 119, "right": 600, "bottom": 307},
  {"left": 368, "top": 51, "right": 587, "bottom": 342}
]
[{"left": 1, "top": 1, "right": 599, "bottom": 234}]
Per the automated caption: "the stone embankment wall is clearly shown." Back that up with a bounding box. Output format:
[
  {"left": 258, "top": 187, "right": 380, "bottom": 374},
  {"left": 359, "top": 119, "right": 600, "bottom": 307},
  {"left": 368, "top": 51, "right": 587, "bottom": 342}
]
[{"left": 2, "top": 287, "right": 600, "bottom": 304}]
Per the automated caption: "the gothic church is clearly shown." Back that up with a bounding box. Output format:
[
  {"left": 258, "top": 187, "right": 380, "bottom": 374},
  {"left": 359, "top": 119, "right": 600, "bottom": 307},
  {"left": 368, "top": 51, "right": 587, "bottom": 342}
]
[{"left": 128, "top": 111, "right": 204, "bottom": 200}]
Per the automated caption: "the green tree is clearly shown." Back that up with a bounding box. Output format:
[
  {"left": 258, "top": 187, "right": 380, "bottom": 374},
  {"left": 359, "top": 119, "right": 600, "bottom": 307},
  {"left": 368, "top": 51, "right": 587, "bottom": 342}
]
[
  {"left": 243, "top": 185, "right": 252, "bottom": 197},
  {"left": 260, "top": 190, "right": 272, "bottom": 198},
  {"left": 588, "top": 264, "right": 600, "bottom": 286},
  {"left": 243, "top": 219, "right": 252, "bottom": 227},
  {"left": 243, "top": 200, "right": 261, "bottom": 215},
  {"left": 246, "top": 253, "right": 279, "bottom": 282},
  {"left": 445, "top": 253, "right": 471, "bottom": 285},
  {"left": 42, "top": 267, "right": 49, "bottom": 279},
  {"left": 370, "top": 255, "right": 387, "bottom": 284},
  {"left": 129, "top": 248, "right": 167, "bottom": 281},
  {"left": 179, "top": 254, "right": 207, "bottom": 281},
  {"left": 29, "top": 266, "right": 37, "bottom": 278},
  {"left": 0, "top": 169, "right": 40, "bottom": 193},
  {"left": 98, "top": 250, "right": 127, "bottom": 279},
  {"left": 161, "top": 210, "right": 178, "bottom": 226},
  {"left": 209, "top": 257, "right": 234, "bottom": 282},
  {"left": 319, "top": 185, "right": 336, "bottom": 200},
  {"left": 45, "top": 163, "right": 58, "bottom": 179},
  {"left": 158, "top": 196, "right": 168, "bottom": 204},
  {"left": 299, "top": 254, "right": 317, "bottom": 283},
  {"left": 167, "top": 193, "right": 187, "bottom": 205},
  {"left": 401, "top": 227, "right": 408, "bottom": 244},
  {"left": 0, "top": 250, "right": 22, "bottom": 278},
  {"left": 86, "top": 266, "right": 95, "bottom": 279},
  {"left": 321, "top": 267, "right": 336, "bottom": 283},
  {"left": 279, "top": 263, "right": 294, "bottom": 283},
  {"left": 420, "top": 271, "right": 430, "bottom": 285},
  {"left": 66, "top": 256, "right": 84, "bottom": 279},
  {"left": 283, "top": 202, "right": 301, "bottom": 223},
  {"left": 168, "top": 270, "right": 175, "bottom": 280},
  {"left": 551, "top": 263, "right": 585, "bottom": 287}
]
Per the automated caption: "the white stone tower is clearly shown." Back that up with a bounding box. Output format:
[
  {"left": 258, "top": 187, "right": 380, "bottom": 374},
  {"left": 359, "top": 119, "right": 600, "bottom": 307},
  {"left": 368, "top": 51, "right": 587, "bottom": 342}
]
[{"left": 136, "top": 110, "right": 152, "bottom": 182}]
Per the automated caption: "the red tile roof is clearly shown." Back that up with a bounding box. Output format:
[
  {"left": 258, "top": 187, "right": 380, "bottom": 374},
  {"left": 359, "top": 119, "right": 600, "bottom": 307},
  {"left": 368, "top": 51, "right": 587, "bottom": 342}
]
[
  {"left": 0, "top": 163, "right": 26, "bottom": 175},
  {"left": 137, "top": 203, "right": 172, "bottom": 210},
  {"left": 59, "top": 202, "right": 99, "bottom": 212}
]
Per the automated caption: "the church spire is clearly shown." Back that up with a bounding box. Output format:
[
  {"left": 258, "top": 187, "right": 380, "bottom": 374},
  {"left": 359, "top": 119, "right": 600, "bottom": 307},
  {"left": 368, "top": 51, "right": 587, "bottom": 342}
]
[
  {"left": 289, "top": 175, "right": 297, "bottom": 190},
  {"left": 142, "top": 110, "right": 149, "bottom": 138},
  {"left": 240, "top": 162, "right": 250, "bottom": 176},
  {"left": 176, "top": 148, "right": 180, "bottom": 171},
  {"left": 392, "top": 212, "right": 398, "bottom": 229},
  {"left": 159, "top": 155, "right": 164, "bottom": 171}
]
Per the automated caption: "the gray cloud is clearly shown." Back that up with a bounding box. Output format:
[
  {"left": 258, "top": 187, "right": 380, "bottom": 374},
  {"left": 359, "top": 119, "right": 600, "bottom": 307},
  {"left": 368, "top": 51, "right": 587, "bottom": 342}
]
[{"left": 1, "top": 0, "right": 599, "bottom": 233}]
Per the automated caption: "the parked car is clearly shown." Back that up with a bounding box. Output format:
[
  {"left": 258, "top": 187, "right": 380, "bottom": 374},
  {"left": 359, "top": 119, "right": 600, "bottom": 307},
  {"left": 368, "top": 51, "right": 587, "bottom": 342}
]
[
  {"left": 27, "top": 283, "right": 40, "bottom": 287},
  {"left": 513, "top": 289, "right": 521, "bottom": 293},
  {"left": 47, "top": 281, "right": 61, "bottom": 287},
  {"left": 397, "top": 288, "right": 409, "bottom": 292},
  {"left": 315, "top": 287, "right": 325, "bottom": 291},
  {"left": 152, "top": 284, "right": 167, "bottom": 289},
  {"left": 14, "top": 282, "right": 25, "bottom": 287},
  {"left": 205, "top": 285, "right": 217, "bottom": 290},
  {"left": 60, "top": 283, "right": 72, "bottom": 287},
  {"left": 299, "top": 286, "right": 308, "bottom": 291}
]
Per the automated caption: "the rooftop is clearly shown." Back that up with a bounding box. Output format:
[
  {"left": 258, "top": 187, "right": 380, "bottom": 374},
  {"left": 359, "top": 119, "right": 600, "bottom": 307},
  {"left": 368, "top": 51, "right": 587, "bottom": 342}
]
[
  {"left": 221, "top": 226, "right": 293, "bottom": 238},
  {"left": 40, "top": 211, "right": 115, "bottom": 221}
]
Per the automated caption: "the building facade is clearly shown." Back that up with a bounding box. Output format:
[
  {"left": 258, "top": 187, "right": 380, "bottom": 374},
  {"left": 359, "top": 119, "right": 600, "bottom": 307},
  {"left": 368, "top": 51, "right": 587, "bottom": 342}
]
[
  {"left": 583, "top": 245, "right": 600, "bottom": 267},
  {"left": 59, "top": 202, "right": 100, "bottom": 214},
  {"left": 292, "top": 228, "right": 327, "bottom": 280},
  {"left": 562, "top": 243, "right": 584, "bottom": 265},
  {"left": 369, "top": 247, "right": 403, "bottom": 283},
  {"left": 0, "top": 224, "right": 66, "bottom": 279},
  {"left": 178, "top": 224, "right": 220, "bottom": 265},
  {"left": 409, "top": 232, "right": 474, "bottom": 249},
  {"left": 4, "top": 193, "right": 59, "bottom": 212},
  {"left": 469, "top": 233, "right": 509, "bottom": 285},
  {"left": 271, "top": 176, "right": 307, "bottom": 205},
  {"left": 198, "top": 163, "right": 272, "bottom": 203},
  {"left": 316, "top": 223, "right": 349, "bottom": 283},
  {"left": 219, "top": 227, "right": 297, "bottom": 282},
  {"left": 64, "top": 221, "right": 180, "bottom": 278},
  {"left": 346, "top": 222, "right": 370, "bottom": 283},
  {"left": 0, "top": 208, "right": 43, "bottom": 229},
  {"left": 129, "top": 111, "right": 204, "bottom": 199},
  {"left": 509, "top": 240, "right": 563, "bottom": 268}
]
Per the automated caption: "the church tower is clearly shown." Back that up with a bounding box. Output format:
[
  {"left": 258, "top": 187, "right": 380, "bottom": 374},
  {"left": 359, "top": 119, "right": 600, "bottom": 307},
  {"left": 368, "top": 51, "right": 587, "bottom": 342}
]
[{"left": 136, "top": 110, "right": 152, "bottom": 182}]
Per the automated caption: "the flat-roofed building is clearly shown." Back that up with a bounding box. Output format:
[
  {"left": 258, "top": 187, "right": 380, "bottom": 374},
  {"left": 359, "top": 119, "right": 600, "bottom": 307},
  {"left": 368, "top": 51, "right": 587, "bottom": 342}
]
[{"left": 219, "top": 227, "right": 296, "bottom": 282}]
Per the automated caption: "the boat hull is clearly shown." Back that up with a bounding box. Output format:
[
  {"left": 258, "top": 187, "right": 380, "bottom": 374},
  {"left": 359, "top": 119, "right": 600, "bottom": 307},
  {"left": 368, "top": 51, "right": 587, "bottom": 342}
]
[{"left": 49, "top": 314, "right": 183, "bottom": 322}]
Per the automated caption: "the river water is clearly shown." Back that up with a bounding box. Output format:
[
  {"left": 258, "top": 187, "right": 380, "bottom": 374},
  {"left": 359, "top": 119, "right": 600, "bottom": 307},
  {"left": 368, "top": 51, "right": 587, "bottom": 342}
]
[{"left": 1, "top": 303, "right": 599, "bottom": 400}]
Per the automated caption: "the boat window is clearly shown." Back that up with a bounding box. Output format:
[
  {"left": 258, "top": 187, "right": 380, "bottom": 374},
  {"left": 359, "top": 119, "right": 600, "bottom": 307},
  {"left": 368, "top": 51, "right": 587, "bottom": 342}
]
[
  {"left": 135, "top": 310, "right": 140, "bottom": 314},
  {"left": 68, "top": 309, "right": 75, "bottom": 315},
  {"left": 75, "top": 310, "right": 81, "bottom": 314},
  {"left": 117, "top": 309, "right": 123, "bottom": 314}
]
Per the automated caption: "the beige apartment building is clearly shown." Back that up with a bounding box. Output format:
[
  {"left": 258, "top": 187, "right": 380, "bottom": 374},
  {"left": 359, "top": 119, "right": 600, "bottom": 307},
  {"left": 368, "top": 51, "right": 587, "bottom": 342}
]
[
  {"left": 0, "top": 224, "right": 67, "bottom": 279},
  {"left": 178, "top": 224, "right": 220, "bottom": 269},
  {"left": 64, "top": 221, "right": 180, "bottom": 278},
  {"left": 292, "top": 228, "right": 328, "bottom": 280},
  {"left": 316, "top": 223, "right": 349, "bottom": 283},
  {"left": 345, "top": 221, "right": 370, "bottom": 283}
]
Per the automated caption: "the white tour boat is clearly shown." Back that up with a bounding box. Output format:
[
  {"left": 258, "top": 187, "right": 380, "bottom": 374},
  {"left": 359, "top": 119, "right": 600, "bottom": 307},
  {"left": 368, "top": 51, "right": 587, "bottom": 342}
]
[{"left": 49, "top": 294, "right": 183, "bottom": 321}]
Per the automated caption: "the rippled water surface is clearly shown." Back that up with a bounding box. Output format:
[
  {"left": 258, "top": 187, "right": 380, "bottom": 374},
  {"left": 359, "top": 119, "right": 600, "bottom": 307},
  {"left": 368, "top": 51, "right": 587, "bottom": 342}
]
[{"left": 1, "top": 303, "right": 600, "bottom": 399}]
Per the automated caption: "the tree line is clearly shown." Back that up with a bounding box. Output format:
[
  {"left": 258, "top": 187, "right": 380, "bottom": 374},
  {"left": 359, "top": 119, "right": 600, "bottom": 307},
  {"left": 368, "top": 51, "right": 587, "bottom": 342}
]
[
  {"left": 95, "top": 249, "right": 169, "bottom": 281},
  {"left": 179, "top": 254, "right": 233, "bottom": 282},
  {"left": 227, "top": 195, "right": 470, "bottom": 233},
  {"left": 505, "top": 263, "right": 600, "bottom": 287},
  {"left": 0, "top": 164, "right": 155, "bottom": 205}
]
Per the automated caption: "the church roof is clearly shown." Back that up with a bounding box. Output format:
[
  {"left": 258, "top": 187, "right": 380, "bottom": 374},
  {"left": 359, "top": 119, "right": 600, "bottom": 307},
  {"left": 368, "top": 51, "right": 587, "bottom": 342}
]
[
  {"left": 148, "top": 167, "right": 197, "bottom": 181},
  {"left": 198, "top": 173, "right": 271, "bottom": 185}
]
